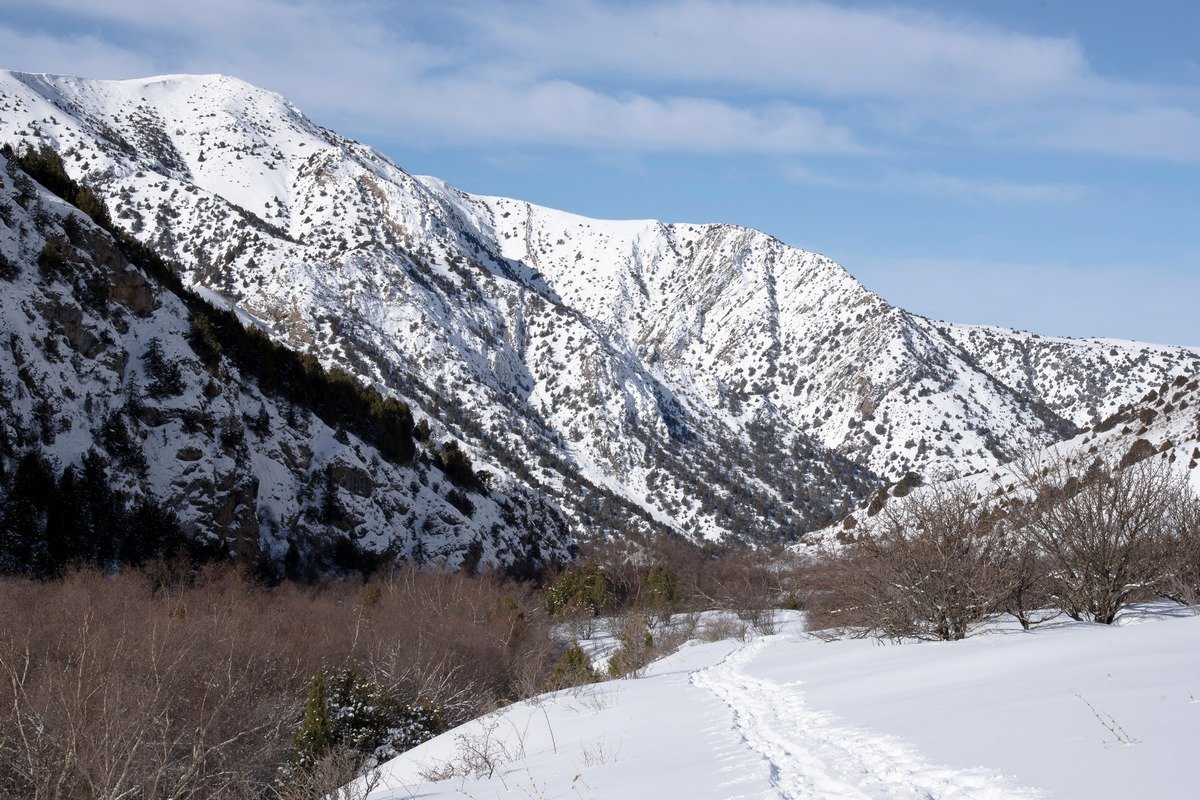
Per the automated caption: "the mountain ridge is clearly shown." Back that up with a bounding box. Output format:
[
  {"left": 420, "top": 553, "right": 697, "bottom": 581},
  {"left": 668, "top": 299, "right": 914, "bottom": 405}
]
[{"left": 3, "top": 68, "right": 1198, "bottom": 547}]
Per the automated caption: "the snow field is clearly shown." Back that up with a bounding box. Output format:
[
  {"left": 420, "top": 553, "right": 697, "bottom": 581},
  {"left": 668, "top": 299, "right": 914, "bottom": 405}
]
[{"left": 363, "top": 607, "right": 1200, "bottom": 799}]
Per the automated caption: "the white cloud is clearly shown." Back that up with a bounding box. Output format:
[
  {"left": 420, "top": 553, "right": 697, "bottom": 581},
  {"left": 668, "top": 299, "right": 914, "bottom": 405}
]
[
  {"left": 0, "top": 0, "right": 856, "bottom": 153},
  {"left": 0, "top": 25, "right": 159, "bottom": 79},
  {"left": 470, "top": 0, "right": 1098, "bottom": 104},
  {"left": 788, "top": 166, "right": 1086, "bottom": 204},
  {"left": 1031, "top": 106, "right": 1200, "bottom": 163},
  {"left": 386, "top": 80, "right": 857, "bottom": 151},
  {"left": 2, "top": 0, "right": 1199, "bottom": 161},
  {"left": 463, "top": 0, "right": 1200, "bottom": 162}
]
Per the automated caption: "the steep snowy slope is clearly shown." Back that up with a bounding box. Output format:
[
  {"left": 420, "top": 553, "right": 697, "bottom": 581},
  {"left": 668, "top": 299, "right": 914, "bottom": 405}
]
[
  {"left": 0, "top": 147, "right": 570, "bottom": 572},
  {"left": 2, "top": 69, "right": 1196, "bottom": 544}
]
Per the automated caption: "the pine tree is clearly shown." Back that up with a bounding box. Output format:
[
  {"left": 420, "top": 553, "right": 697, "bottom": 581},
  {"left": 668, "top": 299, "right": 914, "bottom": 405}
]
[
  {"left": 0, "top": 450, "right": 55, "bottom": 573},
  {"left": 248, "top": 402, "right": 271, "bottom": 437},
  {"left": 143, "top": 338, "right": 184, "bottom": 398},
  {"left": 549, "top": 642, "right": 599, "bottom": 689},
  {"left": 293, "top": 673, "right": 336, "bottom": 769}
]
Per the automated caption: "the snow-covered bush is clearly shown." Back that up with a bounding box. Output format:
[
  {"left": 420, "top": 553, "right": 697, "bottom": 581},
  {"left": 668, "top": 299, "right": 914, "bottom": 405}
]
[
  {"left": 544, "top": 565, "right": 620, "bottom": 617},
  {"left": 548, "top": 642, "right": 599, "bottom": 690},
  {"left": 607, "top": 612, "right": 658, "bottom": 678}
]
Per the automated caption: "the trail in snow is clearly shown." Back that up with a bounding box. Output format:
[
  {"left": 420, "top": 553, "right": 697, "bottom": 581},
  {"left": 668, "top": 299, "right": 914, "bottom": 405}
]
[{"left": 689, "top": 637, "right": 1043, "bottom": 800}]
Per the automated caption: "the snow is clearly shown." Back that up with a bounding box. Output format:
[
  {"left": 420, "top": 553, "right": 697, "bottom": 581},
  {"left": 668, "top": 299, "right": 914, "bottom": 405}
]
[
  {"left": 4, "top": 67, "right": 1200, "bottom": 547},
  {"left": 363, "top": 607, "right": 1200, "bottom": 799},
  {"left": 0, "top": 146, "right": 571, "bottom": 571}
]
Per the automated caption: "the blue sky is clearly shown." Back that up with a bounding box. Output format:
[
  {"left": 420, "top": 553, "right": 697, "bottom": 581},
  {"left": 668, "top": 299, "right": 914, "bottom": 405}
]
[{"left": 3, "top": 1, "right": 1199, "bottom": 345}]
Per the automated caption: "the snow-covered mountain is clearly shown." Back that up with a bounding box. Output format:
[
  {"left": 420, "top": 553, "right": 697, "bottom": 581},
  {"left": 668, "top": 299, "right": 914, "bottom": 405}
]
[
  {"left": 0, "top": 146, "right": 570, "bottom": 572},
  {"left": 2, "top": 70, "right": 1198, "bottom": 545},
  {"left": 814, "top": 369, "right": 1200, "bottom": 549}
]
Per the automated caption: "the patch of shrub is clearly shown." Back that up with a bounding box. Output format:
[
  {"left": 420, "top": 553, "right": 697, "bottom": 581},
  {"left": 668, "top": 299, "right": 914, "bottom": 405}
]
[
  {"left": 0, "top": 251, "right": 18, "bottom": 281},
  {"left": 544, "top": 565, "right": 619, "bottom": 617},
  {"left": 548, "top": 643, "right": 599, "bottom": 690},
  {"left": 806, "top": 485, "right": 1012, "bottom": 641},
  {"left": 0, "top": 563, "right": 562, "bottom": 799}
]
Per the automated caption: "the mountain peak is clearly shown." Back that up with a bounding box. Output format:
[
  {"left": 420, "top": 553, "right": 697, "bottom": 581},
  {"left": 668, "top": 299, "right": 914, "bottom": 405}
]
[{"left": 3, "top": 69, "right": 1197, "bottom": 546}]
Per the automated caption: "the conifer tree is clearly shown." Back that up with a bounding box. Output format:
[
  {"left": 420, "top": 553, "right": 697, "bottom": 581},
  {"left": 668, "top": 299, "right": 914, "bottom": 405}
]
[{"left": 293, "top": 673, "right": 336, "bottom": 769}]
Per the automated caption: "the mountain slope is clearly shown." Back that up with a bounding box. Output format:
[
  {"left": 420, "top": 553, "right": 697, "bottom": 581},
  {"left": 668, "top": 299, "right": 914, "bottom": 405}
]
[
  {"left": 2, "top": 69, "right": 1197, "bottom": 544},
  {"left": 0, "top": 145, "right": 570, "bottom": 573},
  {"left": 815, "top": 368, "right": 1200, "bottom": 547}
]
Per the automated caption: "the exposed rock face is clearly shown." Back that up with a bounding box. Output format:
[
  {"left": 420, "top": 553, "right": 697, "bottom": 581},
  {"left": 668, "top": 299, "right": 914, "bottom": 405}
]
[
  {"left": 109, "top": 264, "right": 158, "bottom": 315},
  {"left": 2, "top": 70, "right": 1198, "bottom": 547}
]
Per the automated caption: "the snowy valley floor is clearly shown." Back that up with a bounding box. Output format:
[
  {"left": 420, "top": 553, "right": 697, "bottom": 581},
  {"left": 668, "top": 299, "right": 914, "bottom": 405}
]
[{"left": 362, "top": 607, "right": 1200, "bottom": 799}]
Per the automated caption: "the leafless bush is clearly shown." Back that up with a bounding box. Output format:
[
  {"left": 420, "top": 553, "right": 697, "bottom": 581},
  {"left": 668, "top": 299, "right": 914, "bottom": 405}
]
[
  {"left": 992, "top": 533, "right": 1056, "bottom": 630},
  {"left": 1073, "top": 693, "right": 1137, "bottom": 747},
  {"left": 358, "top": 567, "right": 558, "bottom": 727},
  {"left": 577, "top": 738, "right": 620, "bottom": 768},
  {"left": 1015, "top": 455, "right": 1188, "bottom": 623},
  {"left": 573, "top": 538, "right": 803, "bottom": 621},
  {"left": 1162, "top": 485, "right": 1200, "bottom": 605},
  {"left": 0, "top": 563, "right": 562, "bottom": 800},
  {"left": 417, "top": 717, "right": 528, "bottom": 788},
  {"left": 806, "top": 485, "right": 1013, "bottom": 641},
  {"left": 278, "top": 747, "right": 381, "bottom": 800},
  {"left": 0, "top": 568, "right": 298, "bottom": 799},
  {"left": 697, "top": 613, "right": 749, "bottom": 642}
]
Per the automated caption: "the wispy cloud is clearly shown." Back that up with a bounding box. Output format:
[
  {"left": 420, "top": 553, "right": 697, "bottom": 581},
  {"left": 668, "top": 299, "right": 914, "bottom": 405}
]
[
  {"left": 0, "top": 0, "right": 856, "bottom": 153},
  {"left": 788, "top": 166, "right": 1087, "bottom": 204},
  {"left": 2, "top": 0, "right": 1199, "bottom": 161},
  {"left": 463, "top": 0, "right": 1200, "bottom": 161},
  {"left": 469, "top": 0, "right": 1097, "bottom": 104},
  {"left": 0, "top": 24, "right": 158, "bottom": 79}
]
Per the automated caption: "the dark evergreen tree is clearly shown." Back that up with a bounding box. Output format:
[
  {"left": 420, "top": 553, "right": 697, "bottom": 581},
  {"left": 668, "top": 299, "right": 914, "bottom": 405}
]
[
  {"left": 293, "top": 673, "right": 336, "bottom": 769},
  {"left": 436, "top": 440, "right": 481, "bottom": 492},
  {"left": 0, "top": 449, "right": 55, "bottom": 573},
  {"left": 143, "top": 338, "right": 184, "bottom": 398}
]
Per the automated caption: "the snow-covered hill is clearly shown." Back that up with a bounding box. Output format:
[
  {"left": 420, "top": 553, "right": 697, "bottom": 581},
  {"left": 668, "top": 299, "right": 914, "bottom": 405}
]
[
  {"left": 0, "top": 146, "right": 570, "bottom": 572},
  {"left": 3, "top": 69, "right": 1197, "bottom": 544},
  {"left": 362, "top": 608, "right": 1200, "bottom": 799},
  {"left": 816, "top": 369, "right": 1200, "bottom": 547}
]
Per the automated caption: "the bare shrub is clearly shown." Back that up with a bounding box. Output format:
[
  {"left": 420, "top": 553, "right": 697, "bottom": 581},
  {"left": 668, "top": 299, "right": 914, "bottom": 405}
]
[
  {"left": 1015, "top": 456, "right": 1186, "bottom": 623},
  {"left": 0, "top": 563, "right": 562, "bottom": 800},
  {"left": 567, "top": 538, "right": 803, "bottom": 622},
  {"left": 993, "top": 533, "right": 1056, "bottom": 630},
  {"left": 697, "top": 613, "right": 749, "bottom": 642},
  {"left": 1162, "top": 486, "right": 1200, "bottom": 605},
  {"left": 358, "top": 567, "right": 558, "bottom": 727},
  {"left": 417, "top": 717, "right": 526, "bottom": 787},
  {"left": 0, "top": 568, "right": 299, "bottom": 799},
  {"left": 577, "top": 737, "right": 620, "bottom": 768},
  {"left": 278, "top": 747, "right": 381, "bottom": 800},
  {"left": 806, "top": 485, "right": 1012, "bottom": 641}
]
